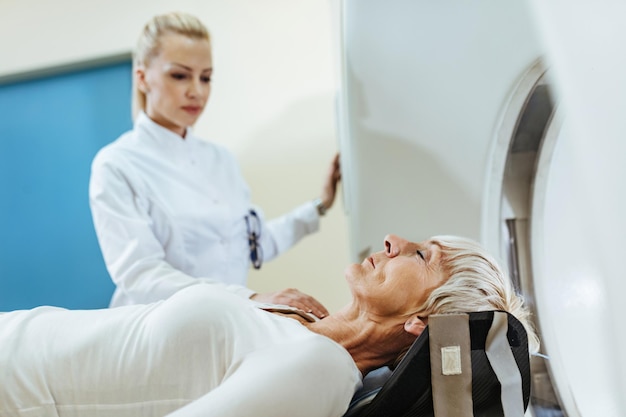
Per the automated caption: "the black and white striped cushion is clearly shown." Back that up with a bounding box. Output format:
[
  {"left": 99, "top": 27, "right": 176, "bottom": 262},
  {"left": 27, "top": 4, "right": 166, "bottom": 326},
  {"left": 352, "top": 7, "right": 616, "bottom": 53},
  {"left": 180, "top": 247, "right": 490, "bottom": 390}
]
[{"left": 343, "top": 311, "right": 530, "bottom": 417}]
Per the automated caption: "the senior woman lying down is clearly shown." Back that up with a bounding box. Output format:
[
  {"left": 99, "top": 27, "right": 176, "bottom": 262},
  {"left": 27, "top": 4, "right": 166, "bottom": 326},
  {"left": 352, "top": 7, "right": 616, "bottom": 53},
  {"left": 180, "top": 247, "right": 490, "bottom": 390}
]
[{"left": 0, "top": 234, "right": 538, "bottom": 417}]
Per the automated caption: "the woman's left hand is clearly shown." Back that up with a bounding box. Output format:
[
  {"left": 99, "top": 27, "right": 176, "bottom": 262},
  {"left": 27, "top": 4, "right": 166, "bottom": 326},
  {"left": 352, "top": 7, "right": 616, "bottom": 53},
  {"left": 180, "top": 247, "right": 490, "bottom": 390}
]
[
  {"left": 251, "top": 288, "right": 329, "bottom": 319},
  {"left": 320, "top": 153, "right": 341, "bottom": 211}
]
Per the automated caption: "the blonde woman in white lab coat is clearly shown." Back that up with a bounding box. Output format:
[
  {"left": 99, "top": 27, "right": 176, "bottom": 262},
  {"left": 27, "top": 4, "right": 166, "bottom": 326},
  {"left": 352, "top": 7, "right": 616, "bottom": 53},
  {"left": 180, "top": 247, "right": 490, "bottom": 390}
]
[{"left": 89, "top": 12, "right": 340, "bottom": 316}]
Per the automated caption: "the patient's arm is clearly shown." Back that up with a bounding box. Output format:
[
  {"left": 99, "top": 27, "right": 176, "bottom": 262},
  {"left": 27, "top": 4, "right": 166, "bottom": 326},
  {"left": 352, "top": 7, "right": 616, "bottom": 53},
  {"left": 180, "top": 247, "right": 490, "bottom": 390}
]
[{"left": 167, "top": 336, "right": 360, "bottom": 417}]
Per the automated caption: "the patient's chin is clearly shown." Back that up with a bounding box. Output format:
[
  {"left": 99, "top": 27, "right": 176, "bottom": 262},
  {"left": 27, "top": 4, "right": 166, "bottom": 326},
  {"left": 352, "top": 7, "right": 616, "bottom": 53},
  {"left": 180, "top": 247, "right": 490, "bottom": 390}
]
[{"left": 343, "top": 264, "right": 359, "bottom": 282}]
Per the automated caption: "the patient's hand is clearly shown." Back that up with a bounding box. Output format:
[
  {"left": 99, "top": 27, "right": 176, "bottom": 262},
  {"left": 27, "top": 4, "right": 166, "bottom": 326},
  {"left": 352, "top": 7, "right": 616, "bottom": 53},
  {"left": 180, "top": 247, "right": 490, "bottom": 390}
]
[{"left": 251, "top": 289, "right": 329, "bottom": 319}]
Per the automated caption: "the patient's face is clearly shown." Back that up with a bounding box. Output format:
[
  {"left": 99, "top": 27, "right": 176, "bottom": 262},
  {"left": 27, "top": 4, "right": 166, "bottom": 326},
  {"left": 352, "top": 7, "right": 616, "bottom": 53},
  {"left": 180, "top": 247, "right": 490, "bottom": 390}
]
[{"left": 345, "top": 234, "right": 446, "bottom": 317}]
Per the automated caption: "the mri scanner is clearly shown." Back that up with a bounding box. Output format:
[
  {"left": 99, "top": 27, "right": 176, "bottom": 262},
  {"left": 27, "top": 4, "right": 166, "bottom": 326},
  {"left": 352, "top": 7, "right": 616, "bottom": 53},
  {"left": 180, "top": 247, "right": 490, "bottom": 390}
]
[{"left": 333, "top": 1, "right": 626, "bottom": 416}]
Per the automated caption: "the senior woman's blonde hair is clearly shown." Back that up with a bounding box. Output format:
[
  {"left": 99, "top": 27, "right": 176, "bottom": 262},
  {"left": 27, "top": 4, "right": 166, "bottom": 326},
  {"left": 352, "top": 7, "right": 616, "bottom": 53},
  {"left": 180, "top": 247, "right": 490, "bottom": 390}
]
[
  {"left": 421, "top": 235, "right": 540, "bottom": 354},
  {"left": 131, "top": 12, "right": 211, "bottom": 119}
]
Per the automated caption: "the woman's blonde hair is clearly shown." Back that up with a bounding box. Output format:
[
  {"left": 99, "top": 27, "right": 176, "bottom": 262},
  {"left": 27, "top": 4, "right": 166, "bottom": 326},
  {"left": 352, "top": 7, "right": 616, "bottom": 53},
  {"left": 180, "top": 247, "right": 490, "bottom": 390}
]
[
  {"left": 131, "top": 12, "right": 211, "bottom": 119},
  {"left": 421, "top": 235, "right": 540, "bottom": 354}
]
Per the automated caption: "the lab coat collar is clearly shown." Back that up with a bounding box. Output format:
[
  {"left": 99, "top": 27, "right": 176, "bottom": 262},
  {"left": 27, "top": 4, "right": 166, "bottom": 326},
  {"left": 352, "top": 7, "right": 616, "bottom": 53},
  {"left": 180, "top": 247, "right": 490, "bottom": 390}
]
[{"left": 135, "top": 112, "right": 195, "bottom": 146}]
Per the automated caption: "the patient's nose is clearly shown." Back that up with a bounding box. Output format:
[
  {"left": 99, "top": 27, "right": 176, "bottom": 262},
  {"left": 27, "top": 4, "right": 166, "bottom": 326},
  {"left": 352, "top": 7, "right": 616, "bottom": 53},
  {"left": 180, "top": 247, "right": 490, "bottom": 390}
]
[{"left": 384, "top": 234, "right": 408, "bottom": 257}]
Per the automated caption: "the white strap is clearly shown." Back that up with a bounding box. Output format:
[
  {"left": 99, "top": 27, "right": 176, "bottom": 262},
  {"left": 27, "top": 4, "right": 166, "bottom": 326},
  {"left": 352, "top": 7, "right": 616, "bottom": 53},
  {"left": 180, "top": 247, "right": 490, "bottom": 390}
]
[{"left": 485, "top": 312, "right": 524, "bottom": 417}]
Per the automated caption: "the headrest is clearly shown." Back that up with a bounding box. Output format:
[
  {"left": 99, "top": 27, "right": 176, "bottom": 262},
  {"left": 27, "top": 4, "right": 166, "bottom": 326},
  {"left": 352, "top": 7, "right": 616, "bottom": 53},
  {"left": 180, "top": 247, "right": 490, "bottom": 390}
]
[{"left": 344, "top": 311, "right": 530, "bottom": 417}]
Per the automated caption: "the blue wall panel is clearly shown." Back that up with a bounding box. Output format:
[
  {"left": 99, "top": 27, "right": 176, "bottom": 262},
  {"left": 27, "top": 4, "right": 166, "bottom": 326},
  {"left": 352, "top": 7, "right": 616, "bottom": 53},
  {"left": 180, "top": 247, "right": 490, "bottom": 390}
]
[{"left": 0, "top": 61, "right": 132, "bottom": 310}]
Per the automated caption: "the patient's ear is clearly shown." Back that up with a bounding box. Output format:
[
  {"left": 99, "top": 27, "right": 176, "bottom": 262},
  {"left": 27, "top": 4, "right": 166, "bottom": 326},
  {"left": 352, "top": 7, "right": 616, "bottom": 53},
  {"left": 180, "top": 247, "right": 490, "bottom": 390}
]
[{"left": 404, "top": 315, "right": 427, "bottom": 337}]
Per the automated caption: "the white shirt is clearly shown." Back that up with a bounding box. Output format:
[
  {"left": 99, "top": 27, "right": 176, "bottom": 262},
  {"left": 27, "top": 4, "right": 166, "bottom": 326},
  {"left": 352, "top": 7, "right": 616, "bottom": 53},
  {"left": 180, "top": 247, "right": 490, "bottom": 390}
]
[
  {"left": 0, "top": 285, "right": 362, "bottom": 417},
  {"left": 89, "top": 113, "right": 320, "bottom": 306}
]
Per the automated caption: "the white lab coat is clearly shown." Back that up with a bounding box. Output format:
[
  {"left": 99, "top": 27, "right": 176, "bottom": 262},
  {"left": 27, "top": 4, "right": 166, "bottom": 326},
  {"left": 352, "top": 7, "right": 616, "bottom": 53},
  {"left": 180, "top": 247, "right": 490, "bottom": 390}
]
[
  {"left": 0, "top": 285, "right": 362, "bottom": 417},
  {"left": 89, "top": 112, "right": 320, "bottom": 306}
]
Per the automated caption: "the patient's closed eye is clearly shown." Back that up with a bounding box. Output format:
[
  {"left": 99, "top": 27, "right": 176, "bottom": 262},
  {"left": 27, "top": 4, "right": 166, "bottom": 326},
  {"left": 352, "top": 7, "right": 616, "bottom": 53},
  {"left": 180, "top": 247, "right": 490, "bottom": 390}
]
[{"left": 416, "top": 250, "right": 425, "bottom": 260}]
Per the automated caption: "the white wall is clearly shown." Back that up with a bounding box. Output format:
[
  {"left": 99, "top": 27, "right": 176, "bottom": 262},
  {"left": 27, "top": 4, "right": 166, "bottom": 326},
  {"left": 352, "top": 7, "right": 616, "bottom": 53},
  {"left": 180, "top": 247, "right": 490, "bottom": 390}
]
[{"left": 0, "top": 0, "right": 352, "bottom": 312}]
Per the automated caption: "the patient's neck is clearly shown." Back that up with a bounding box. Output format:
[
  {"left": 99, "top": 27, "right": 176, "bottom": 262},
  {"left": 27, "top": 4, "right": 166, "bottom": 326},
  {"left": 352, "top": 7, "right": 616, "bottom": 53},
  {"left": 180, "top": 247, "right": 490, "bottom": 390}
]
[{"left": 307, "top": 306, "right": 415, "bottom": 375}]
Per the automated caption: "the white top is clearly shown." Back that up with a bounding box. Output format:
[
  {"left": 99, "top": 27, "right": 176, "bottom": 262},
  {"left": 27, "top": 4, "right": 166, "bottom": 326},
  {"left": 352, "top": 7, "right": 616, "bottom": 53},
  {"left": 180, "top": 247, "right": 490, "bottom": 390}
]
[
  {"left": 89, "top": 113, "right": 320, "bottom": 306},
  {"left": 0, "top": 285, "right": 362, "bottom": 417}
]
